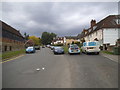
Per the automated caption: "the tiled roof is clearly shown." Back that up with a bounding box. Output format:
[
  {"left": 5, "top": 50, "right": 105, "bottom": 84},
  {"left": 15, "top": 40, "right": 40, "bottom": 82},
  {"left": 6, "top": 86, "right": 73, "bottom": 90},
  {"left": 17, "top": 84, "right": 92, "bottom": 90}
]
[
  {"left": 1, "top": 20, "right": 24, "bottom": 38},
  {"left": 79, "top": 15, "right": 120, "bottom": 38},
  {"left": 65, "top": 36, "right": 79, "bottom": 39},
  {"left": 77, "top": 29, "right": 89, "bottom": 38}
]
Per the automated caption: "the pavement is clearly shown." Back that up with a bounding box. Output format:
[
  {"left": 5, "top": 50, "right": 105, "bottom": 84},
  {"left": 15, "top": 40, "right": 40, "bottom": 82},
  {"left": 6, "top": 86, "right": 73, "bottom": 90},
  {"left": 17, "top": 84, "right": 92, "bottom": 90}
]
[
  {"left": 2, "top": 47, "right": 118, "bottom": 88},
  {"left": 100, "top": 52, "right": 119, "bottom": 63}
]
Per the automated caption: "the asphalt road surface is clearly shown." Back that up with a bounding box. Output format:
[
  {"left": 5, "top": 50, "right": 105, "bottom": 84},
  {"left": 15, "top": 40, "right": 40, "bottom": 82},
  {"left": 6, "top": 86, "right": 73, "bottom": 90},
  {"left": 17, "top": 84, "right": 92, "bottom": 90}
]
[{"left": 2, "top": 47, "right": 118, "bottom": 88}]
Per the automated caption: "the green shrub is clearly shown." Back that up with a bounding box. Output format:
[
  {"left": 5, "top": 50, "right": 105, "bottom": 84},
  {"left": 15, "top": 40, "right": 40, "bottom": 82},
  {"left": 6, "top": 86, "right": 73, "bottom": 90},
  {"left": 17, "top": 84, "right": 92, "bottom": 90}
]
[{"left": 113, "top": 47, "right": 120, "bottom": 55}]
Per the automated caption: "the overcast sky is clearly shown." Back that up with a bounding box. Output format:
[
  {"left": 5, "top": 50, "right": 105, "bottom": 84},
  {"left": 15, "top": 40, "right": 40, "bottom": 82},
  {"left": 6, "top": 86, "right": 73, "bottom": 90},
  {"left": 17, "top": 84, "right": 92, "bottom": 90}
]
[{"left": 1, "top": 2, "right": 118, "bottom": 37}]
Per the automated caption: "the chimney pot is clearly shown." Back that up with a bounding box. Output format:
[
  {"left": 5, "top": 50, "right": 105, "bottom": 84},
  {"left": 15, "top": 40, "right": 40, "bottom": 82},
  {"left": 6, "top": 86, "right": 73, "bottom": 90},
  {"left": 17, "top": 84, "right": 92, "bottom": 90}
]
[{"left": 91, "top": 19, "right": 96, "bottom": 28}]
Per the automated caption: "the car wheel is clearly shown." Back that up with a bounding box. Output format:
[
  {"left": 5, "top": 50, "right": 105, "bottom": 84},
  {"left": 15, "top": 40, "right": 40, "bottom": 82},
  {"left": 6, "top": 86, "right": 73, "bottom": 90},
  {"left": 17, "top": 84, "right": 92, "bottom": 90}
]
[
  {"left": 96, "top": 52, "right": 99, "bottom": 55},
  {"left": 85, "top": 50, "right": 87, "bottom": 54},
  {"left": 85, "top": 51, "right": 88, "bottom": 55}
]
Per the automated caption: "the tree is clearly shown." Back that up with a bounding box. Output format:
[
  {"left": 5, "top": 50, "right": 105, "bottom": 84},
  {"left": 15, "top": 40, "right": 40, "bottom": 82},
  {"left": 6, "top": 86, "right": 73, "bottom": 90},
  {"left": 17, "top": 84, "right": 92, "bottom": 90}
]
[
  {"left": 41, "top": 32, "right": 57, "bottom": 45},
  {"left": 24, "top": 32, "right": 29, "bottom": 40},
  {"left": 28, "top": 36, "right": 41, "bottom": 45}
]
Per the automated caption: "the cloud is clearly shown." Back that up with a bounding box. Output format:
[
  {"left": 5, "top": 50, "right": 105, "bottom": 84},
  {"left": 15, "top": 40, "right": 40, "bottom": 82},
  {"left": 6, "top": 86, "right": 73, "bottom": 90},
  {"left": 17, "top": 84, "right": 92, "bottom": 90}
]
[{"left": 1, "top": 2, "right": 118, "bottom": 37}]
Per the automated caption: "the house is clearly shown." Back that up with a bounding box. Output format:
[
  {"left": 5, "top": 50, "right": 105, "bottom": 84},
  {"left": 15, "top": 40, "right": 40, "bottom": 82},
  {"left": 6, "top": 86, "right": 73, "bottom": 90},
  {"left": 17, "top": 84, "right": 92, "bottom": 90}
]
[
  {"left": 64, "top": 36, "right": 80, "bottom": 45},
  {"left": 77, "top": 29, "right": 88, "bottom": 43},
  {"left": 52, "top": 37, "right": 64, "bottom": 45},
  {"left": 79, "top": 15, "right": 120, "bottom": 50},
  {"left": 24, "top": 39, "right": 35, "bottom": 48},
  {"left": 0, "top": 21, "right": 25, "bottom": 52}
]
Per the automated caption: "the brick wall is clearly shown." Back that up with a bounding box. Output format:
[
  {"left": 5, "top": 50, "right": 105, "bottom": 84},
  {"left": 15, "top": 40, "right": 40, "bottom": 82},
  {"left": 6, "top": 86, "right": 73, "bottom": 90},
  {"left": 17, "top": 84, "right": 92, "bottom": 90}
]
[{"left": 2, "top": 38, "right": 25, "bottom": 52}]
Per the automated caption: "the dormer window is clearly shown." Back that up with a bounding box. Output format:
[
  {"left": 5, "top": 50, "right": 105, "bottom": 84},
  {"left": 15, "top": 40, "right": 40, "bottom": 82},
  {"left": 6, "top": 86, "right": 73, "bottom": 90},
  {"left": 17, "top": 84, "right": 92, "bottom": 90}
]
[
  {"left": 93, "top": 26, "right": 97, "bottom": 30},
  {"left": 115, "top": 19, "right": 120, "bottom": 24},
  {"left": 89, "top": 29, "right": 91, "bottom": 32}
]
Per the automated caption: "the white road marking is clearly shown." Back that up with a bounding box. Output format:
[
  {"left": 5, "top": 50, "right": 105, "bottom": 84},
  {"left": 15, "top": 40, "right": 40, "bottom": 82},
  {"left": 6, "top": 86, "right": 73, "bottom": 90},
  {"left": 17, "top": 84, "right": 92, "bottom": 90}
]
[
  {"left": 42, "top": 67, "right": 45, "bottom": 70},
  {"left": 36, "top": 68, "right": 40, "bottom": 71}
]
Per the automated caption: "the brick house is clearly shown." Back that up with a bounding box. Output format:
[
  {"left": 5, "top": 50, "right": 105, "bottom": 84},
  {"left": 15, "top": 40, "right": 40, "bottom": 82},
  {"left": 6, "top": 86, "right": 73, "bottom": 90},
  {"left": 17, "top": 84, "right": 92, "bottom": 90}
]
[{"left": 0, "top": 21, "right": 25, "bottom": 52}]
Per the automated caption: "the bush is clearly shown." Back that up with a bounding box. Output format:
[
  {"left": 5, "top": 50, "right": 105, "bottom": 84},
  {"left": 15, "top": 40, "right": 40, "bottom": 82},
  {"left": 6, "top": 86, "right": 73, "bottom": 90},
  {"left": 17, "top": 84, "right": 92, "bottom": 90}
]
[
  {"left": 113, "top": 47, "right": 120, "bottom": 55},
  {"left": 74, "top": 42, "right": 83, "bottom": 48}
]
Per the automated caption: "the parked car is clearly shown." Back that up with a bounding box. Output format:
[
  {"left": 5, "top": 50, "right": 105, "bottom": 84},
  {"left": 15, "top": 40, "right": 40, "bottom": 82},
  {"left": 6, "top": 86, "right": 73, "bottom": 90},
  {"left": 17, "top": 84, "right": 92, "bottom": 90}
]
[
  {"left": 53, "top": 47, "right": 64, "bottom": 54},
  {"left": 26, "top": 46, "right": 36, "bottom": 53},
  {"left": 34, "top": 45, "right": 40, "bottom": 50},
  {"left": 81, "top": 41, "right": 100, "bottom": 55},
  {"left": 46, "top": 45, "right": 51, "bottom": 48},
  {"left": 50, "top": 46, "right": 54, "bottom": 50},
  {"left": 68, "top": 44, "right": 80, "bottom": 54},
  {"left": 42, "top": 45, "right": 45, "bottom": 48}
]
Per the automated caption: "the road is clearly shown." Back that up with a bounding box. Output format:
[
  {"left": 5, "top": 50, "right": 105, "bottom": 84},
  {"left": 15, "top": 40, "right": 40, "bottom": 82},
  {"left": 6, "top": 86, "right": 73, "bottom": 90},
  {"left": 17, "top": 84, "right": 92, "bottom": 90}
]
[{"left": 2, "top": 47, "right": 118, "bottom": 88}]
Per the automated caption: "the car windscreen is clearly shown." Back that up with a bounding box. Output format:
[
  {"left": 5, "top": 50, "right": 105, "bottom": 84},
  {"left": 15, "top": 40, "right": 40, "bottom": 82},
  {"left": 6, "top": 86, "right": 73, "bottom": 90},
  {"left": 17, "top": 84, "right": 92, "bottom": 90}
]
[
  {"left": 70, "top": 45, "right": 78, "bottom": 49},
  {"left": 55, "top": 47, "right": 63, "bottom": 50},
  {"left": 88, "top": 42, "right": 96, "bottom": 46},
  {"left": 27, "top": 47, "right": 33, "bottom": 49}
]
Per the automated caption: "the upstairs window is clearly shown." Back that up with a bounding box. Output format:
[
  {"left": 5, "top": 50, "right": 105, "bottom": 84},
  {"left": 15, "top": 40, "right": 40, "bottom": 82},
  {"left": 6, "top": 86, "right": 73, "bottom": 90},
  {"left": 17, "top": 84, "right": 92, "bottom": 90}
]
[
  {"left": 115, "top": 19, "right": 120, "bottom": 24},
  {"left": 93, "top": 26, "right": 97, "bottom": 30}
]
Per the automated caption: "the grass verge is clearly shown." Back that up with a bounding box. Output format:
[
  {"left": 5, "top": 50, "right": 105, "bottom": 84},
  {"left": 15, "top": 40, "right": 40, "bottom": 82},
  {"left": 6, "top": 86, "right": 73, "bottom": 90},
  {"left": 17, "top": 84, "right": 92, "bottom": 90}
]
[
  {"left": 2, "top": 49, "right": 25, "bottom": 60},
  {"left": 62, "top": 45, "right": 68, "bottom": 54},
  {"left": 101, "top": 50, "right": 114, "bottom": 55}
]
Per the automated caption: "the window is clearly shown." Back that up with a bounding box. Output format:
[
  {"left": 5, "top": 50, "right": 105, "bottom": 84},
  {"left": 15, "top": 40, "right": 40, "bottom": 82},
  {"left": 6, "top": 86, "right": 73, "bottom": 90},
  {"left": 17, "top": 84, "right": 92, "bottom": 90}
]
[
  {"left": 115, "top": 19, "right": 120, "bottom": 24},
  {"left": 83, "top": 42, "right": 87, "bottom": 46},
  {"left": 4, "top": 46, "right": 7, "bottom": 51},
  {"left": 88, "top": 42, "right": 96, "bottom": 46},
  {"left": 93, "top": 26, "right": 97, "bottom": 30},
  {"left": 10, "top": 46, "right": 12, "bottom": 51}
]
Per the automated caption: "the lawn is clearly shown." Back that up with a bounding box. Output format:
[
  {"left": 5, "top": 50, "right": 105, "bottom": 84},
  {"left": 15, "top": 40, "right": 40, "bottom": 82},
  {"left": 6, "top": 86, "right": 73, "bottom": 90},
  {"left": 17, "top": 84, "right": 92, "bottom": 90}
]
[
  {"left": 2, "top": 49, "right": 25, "bottom": 60},
  {"left": 101, "top": 50, "right": 114, "bottom": 55}
]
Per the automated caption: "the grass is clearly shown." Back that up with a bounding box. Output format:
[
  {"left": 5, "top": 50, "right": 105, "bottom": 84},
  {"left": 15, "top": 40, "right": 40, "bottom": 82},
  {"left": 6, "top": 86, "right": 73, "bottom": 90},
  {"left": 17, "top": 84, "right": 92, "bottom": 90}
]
[
  {"left": 2, "top": 49, "right": 25, "bottom": 60},
  {"left": 62, "top": 45, "right": 68, "bottom": 54},
  {"left": 101, "top": 50, "right": 114, "bottom": 55}
]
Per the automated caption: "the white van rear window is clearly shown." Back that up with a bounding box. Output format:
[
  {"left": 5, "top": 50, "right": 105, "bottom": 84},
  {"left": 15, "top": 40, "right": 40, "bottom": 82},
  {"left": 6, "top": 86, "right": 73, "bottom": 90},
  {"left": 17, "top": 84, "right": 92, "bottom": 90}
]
[{"left": 88, "top": 42, "right": 96, "bottom": 46}]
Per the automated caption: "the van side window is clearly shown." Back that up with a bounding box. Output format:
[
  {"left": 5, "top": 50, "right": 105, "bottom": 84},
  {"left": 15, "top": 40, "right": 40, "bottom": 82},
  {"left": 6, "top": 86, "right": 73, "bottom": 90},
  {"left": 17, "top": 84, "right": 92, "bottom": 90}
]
[{"left": 83, "top": 42, "right": 86, "bottom": 46}]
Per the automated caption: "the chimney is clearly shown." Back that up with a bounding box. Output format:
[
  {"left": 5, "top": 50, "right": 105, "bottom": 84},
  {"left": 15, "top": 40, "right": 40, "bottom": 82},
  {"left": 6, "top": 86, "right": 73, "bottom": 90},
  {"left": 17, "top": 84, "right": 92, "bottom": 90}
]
[{"left": 91, "top": 19, "right": 96, "bottom": 28}]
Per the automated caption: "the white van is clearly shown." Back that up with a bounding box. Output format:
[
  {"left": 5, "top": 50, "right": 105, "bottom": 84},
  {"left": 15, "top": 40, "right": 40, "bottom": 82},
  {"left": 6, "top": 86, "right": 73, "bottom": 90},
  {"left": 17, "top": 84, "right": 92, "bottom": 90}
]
[{"left": 81, "top": 41, "right": 100, "bottom": 55}]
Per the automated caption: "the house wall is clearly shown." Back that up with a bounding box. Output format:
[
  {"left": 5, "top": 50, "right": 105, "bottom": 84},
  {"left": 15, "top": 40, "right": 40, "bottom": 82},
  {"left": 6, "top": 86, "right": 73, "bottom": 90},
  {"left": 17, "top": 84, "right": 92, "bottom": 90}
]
[
  {"left": 84, "top": 29, "right": 103, "bottom": 45},
  {"left": 103, "top": 28, "right": 119, "bottom": 45},
  {"left": 2, "top": 38, "right": 24, "bottom": 52},
  {"left": 53, "top": 40, "right": 64, "bottom": 45},
  {"left": 0, "top": 38, "right": 2, "bottom": 52},
  {"left": 65, "top": 39, "right": 79, "bottom": 45},
  {"left": 84, "top": 36, "right": 89, "bottom": 42}
]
